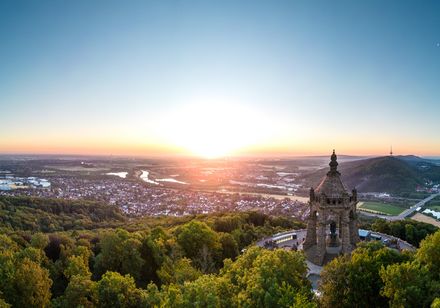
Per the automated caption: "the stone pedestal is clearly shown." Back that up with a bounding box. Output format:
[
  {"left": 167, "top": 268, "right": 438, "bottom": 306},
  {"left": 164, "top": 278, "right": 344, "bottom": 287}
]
[{"left": 327, "top": 233, "right": 340, "bottom": 247}]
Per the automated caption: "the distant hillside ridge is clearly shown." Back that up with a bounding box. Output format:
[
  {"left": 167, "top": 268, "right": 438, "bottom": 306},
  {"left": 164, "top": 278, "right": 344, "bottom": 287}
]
[
  {"left": 302, "top": 155, "right": 440, "bottom": 194},
  {"left": 0, "top": 196, "right": 125, "bottom": 232}
]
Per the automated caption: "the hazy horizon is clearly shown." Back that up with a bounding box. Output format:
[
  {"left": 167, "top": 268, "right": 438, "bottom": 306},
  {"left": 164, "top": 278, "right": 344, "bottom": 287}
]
[
  {"left": 1, "top": 152, "right": 439, "bottom": 161},
  {"left": 1, "top": 1, "right": 439, "bottom": 158}
]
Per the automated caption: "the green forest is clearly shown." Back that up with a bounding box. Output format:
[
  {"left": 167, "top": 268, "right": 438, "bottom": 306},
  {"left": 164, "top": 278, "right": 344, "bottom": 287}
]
[{"left": 0, "top": 196, "right": 439, "bottom": 307}]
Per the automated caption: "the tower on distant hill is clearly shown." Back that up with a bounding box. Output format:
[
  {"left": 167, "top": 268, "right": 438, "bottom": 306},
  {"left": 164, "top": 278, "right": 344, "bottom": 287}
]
[
  {"left": 303, "top": 150, "right": 359, "bottom": 265},
  {"left": 390, "top": 146, "right": 393, "bottom": 156}
]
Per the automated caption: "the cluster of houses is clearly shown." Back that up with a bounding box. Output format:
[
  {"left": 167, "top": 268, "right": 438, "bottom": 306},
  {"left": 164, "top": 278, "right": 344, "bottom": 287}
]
[{"left": 0, "top": 173, "right": 51, "bottom": 191}]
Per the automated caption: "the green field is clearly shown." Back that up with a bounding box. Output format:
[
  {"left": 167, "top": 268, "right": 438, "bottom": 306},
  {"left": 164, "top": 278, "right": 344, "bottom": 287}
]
[
  {"left": 358, "top": 201, "right": 407, "bottom": 216},
  {"left": 427, "top": 205, "right": 440, "bottom": 211},
  {"left": 425, "top": 196, "right": 440, "bottom": 211}
]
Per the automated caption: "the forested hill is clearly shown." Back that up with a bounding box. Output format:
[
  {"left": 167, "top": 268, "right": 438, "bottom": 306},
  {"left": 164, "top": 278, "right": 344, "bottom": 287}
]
[
  {"left": 302, "top": 155, "right": 440, "bottom": 194},
  {"left": 0, "top": 195, "right": 439, "bottom": 307},
  {"left": 0, "top": 196, "right": 125, "bottom": 232}
]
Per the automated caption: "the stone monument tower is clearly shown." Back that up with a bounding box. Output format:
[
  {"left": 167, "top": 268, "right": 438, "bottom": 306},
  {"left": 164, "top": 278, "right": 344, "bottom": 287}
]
[{"left": 304, "top": 150, "right": 359, "bottom": 265}]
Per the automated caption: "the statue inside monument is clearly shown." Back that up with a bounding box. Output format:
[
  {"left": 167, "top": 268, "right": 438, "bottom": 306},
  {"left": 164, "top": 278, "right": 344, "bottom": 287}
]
[{"left": 328, "top": 221, "right": 339, "bottom": 247}]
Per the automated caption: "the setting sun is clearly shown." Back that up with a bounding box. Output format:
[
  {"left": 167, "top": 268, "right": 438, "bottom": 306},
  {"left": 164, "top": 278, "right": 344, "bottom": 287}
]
[{"left": 154, "top": 102, "right": 277, "bottom": 158}]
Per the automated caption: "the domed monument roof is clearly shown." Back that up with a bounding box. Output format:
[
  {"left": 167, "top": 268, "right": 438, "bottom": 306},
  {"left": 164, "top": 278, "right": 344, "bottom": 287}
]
[{"left": 315, "top": 150, "right": 348, "bottom": 198}]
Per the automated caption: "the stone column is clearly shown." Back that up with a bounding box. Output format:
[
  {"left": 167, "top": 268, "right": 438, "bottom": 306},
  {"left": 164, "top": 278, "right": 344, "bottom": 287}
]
[
  {"left": 338, "top": 216, "right": 342, "bottom": 239},
  {"left": 341, "top": 212, "right": 351, "bottom": 254},
  {"left": 316, "top": 220, "right": 326, "bottom": 265},
  {"left": 349, "top": 209, "right": 360, "bottom": 245},
  {"left": 304, "top": 209, "right": 317, "bottom": 249}
]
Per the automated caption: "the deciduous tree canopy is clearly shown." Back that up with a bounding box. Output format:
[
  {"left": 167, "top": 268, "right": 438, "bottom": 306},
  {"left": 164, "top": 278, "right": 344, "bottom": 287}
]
[{"left": 0, "top": 196, "right": 439, "bottom": 307}]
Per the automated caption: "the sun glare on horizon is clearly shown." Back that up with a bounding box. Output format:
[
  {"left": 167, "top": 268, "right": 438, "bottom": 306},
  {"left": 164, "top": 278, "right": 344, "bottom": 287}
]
[{"left": 153, "top": 102, "right": 281, "bottom": 159}]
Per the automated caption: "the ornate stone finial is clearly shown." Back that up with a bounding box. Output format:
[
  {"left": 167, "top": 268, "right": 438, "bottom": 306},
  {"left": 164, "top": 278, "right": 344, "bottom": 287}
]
[{"left": 328, "top": 150, "right": 339, "bottom": 175}]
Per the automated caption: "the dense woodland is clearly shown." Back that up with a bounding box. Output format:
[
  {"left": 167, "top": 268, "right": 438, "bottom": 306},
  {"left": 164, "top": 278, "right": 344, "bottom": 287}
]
[
  {"left": 0, "top": 196, "right": 125, "bottom": 232},
  {"left": 0, "top": 196, "right": 439, "bottom": 307},
  {"left": 361, "top": 217, "right": 438, "bottom": 247}
]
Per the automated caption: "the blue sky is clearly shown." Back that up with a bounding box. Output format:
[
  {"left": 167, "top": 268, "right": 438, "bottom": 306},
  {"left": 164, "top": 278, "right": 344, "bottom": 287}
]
[{"left": 0, "top": 0, "right": 439, "bottom": 156}]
